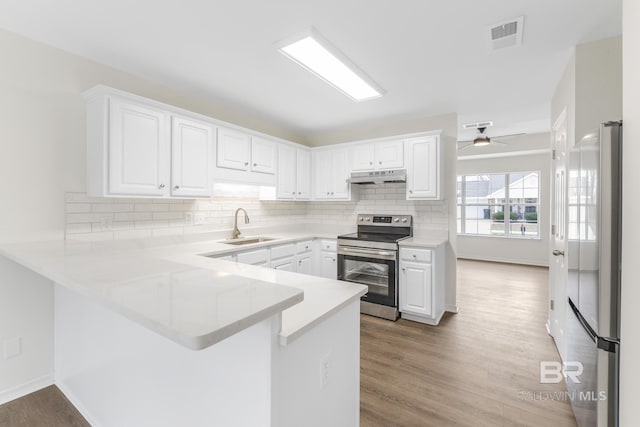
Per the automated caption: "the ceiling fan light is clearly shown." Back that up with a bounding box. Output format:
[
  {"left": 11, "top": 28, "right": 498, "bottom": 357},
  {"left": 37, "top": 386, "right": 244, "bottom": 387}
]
[{"left": 473, "top": 136, "right": 491, "bottom": 146}]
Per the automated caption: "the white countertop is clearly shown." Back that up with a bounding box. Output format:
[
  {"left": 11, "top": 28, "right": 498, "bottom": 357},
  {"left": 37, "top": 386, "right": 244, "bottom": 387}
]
[{"left": 0, "top": 227, "right": 368, "bottom": 350}]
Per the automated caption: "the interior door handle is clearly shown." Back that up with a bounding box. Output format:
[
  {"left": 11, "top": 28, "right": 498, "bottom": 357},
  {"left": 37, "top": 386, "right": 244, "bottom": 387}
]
[{"left": 552, "top": 250, "right": 565, "bottom": 256}]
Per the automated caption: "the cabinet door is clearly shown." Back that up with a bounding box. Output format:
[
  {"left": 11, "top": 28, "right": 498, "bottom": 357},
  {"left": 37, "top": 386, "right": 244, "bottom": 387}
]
[
  {"left": 313, "top": 150, "right": 331, "bottom": 199},
  {"left": 217, "top": 127, "right": 250, "bottom": 171},
  {"left": 331, "top": 147, "right": 350, "bottom": 199},
  {"left": 400, "top": 261, "right": 433, "bottom": 316},
  {"left": 406, "top": 136, "right": 439, "bottom": 199},
  {"left": 251, "top": 136, "right": 277, "bottom": 174},
  {"left": 297, "top": 254, "right": 314, "bottom": 275},
  {"left": 350, "top": 144, "right": 375, "bottom": 172},
  {"left": 277, "top": 144, "right": 296, "bottom": 199},
  {"left": 272, "top": 255, "right": 296, "bottom": 272},
  {"left": 171, "top": 116, "right": 214, "bottom": 197},
  {"left": 108, "top": 98, "right": 170, "bottom": 196},
  {"left": 296, "top": 148, "right": 311, "bottom": 200},
  {"left": 320, "top": 252, "right": 337, "bottom": 279},
  {"left": 375, "top": 140, "right": 404, "bottom": 169}
]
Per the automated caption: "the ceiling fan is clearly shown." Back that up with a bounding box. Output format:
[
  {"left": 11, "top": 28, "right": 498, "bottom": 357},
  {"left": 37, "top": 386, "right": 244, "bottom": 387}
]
[{"left": 458, "top": 127, "right": 525, "bottom": 151}]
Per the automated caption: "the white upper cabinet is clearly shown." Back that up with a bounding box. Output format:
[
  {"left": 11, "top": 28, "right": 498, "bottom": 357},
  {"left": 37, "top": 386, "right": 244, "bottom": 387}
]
[
  {"left": 375, "top": 140, "right": 404, "bottom": 169},
  {"left": 406, "top": 135, "right": 440, "bottom": 200},
  {"left": 216, "top": 127, "right": 251, "bottom": 171},
  {"left": 313, "top": 147, "right": 350, "bottom": 200},
  {"left": 251, "top": 136, "right": 277, "bottom": 174},
  {"left": 171, "top": 116, "right": 214, "bottom": 198},
  {"left": 276, "top": 145, "right": 311, "bottom": 201},
  {"left": 277, "top": 144, "right": 296, "bottom": 199},
  {"left": 296, "top": 148, "right": 311, "bottom": 200},
  {"left": 105, "top": 97, "right": 170, "bottom": 197},
  {"left": 349, "top": 140, "right": 404, "bottom": 172},
  {"left": 216, "top": 128, "right": 276, "bottom": 175}
]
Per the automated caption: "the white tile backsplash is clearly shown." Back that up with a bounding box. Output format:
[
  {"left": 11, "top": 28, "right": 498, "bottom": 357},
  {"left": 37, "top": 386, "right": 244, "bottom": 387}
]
[{"left": 65, "top": 183, "right": 449, "bottom": 241}]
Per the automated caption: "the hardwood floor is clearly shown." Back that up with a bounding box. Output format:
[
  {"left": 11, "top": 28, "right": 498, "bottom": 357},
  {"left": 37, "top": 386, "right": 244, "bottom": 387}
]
[
  {"left": 360, "top": 259, "right": 577, "bottom": 427},
  {"left": 0, "top": 260, "right": 575, "bottom": 426},
  {"left": 0, "top": 386, "right": 89, "bottom": 427}
]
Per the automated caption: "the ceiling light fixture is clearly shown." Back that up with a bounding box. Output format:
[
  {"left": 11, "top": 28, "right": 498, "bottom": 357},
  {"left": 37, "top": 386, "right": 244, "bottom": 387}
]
[
  {"left": 473, "top": 127, "right": 491, "bottom": 146},
  {"left": 277, "top": 28, "right": 384, "bottom": 102}
]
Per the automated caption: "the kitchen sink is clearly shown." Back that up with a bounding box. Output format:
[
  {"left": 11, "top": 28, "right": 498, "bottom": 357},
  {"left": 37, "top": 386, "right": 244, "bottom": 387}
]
[{"left": 220, "top": 237, "right": 278, "bottom": 245}]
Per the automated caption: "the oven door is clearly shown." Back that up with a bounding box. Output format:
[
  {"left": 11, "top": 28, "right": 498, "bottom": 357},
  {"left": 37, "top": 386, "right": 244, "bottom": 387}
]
[{"left": 337, "top": 247, "right": 397, "bottom": 307}]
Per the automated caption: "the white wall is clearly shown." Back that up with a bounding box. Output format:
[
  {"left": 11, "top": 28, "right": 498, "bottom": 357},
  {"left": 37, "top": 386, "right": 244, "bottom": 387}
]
[
  {"left": 0, "top": 257, "right": 54, "bottom": 403},
  {"left": 457, "top": 133, "right": 551, "bottom": 266},
  {"left": 620, "top": 2, "right": 640, "bottom": 424}
]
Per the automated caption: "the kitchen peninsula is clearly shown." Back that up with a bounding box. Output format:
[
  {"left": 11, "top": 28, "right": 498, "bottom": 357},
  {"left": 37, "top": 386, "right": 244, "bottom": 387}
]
[{"left": 0, "top": 230, "right": 367, "bottom": 427}]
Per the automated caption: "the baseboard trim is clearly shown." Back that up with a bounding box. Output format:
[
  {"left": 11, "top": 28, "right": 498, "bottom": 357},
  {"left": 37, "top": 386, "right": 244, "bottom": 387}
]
[
  {"left": 457, "top": 256, "right": 549, "bottom": 268},
  {"left": 400, "top": 309, "right": 445, "bottom": 326},
  {"left": 56, "top": 381, "right": 101, "bottom": 427},
  {"left": 0, "top": 373, "right": 54, "bottom": 405},
  {"left": 445, "top": 304, "right": 459, "bottom": 314}
]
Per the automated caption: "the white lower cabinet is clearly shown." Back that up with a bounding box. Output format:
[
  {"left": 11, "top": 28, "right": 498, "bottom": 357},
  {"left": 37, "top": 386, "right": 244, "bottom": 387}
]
[
  {"left": 399, "top": 245, "right": 445, "bottom": 325},
  {"left": 297, "top": 254, "right": 314, "bottom": 275},
  {"left": 320, "top": 254, "right": 337, "bottom": 280},
  {"left": 271, "top": 255, "right": 296, "bottom": 272}
]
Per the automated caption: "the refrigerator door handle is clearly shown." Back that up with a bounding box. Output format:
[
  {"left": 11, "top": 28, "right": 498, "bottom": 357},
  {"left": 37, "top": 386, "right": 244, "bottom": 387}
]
[
  {"left": 569, "top": 297, "right": 597, "bottom": 342},
  {"left": 597, "top": 336, "right": 620, "bottom": 353}
]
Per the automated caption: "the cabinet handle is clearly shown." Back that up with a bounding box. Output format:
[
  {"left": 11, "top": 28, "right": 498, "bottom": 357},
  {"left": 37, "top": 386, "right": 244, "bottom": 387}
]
[
  {"left": 298, "top": 260, "right": 302, "bottom": 264},
  {"left": 245, "top": 162, "right": 249, "bottom": 166},
  {"left": 369, "top": 162, "right": 373, "bottom": 165},
  {"left": 402, "top": 267, "right": 406, "bottom": 272},
  {"left": 298, "top": 192, "right": 301, "bottom": 195},
  {"left": 326, "top": 192, "right": 330, "bottom": 195},
  {"left": 305, "top": 246, "right": 309, "bottom": 250},
  {"left": 253, "top": 163, "right": 257, "bottom": 167},
  {"left": 159, "top": 184, "right": 165, "bottom": 189},
  {"left": 330, "top": 192, "right": 334, "bottom": 195},
  {"left": 409, "top": 190, "right": 413, "bottom": 194},
  {"left": 413, "top": 254, "right": 417, "bottom": 258},
  {"left": 379, "top": 161, "right": 382, "bottom": 165},
  {"left": 332, "top": 258, "right": 336, "bottom": 262},
  {"left": 174, "top": 185, "right": 180, "bottom": 190},
  {"left": 292, "top": 192, "right": 295, "bottom": 195}
]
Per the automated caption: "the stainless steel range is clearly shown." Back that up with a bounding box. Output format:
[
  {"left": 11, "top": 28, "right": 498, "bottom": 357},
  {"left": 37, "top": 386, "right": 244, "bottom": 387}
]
[{"left": 337, "top": 214, "right": 412, "bottom": 320}]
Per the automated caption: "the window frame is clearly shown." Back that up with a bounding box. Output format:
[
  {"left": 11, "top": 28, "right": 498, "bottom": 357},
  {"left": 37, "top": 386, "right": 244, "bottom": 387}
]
[{"left": 457, "top": 171, "right": 541, "bottom": 239}]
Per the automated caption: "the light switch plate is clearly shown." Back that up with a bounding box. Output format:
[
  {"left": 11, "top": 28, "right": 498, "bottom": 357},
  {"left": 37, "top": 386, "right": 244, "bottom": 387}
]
[{"left": 4, "top": 337, "right": 21, "bottom": 359}]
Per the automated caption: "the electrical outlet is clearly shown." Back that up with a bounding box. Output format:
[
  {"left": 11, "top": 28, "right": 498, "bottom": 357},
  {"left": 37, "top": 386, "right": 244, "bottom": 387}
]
[
  {"left": 185, "top": 212, "right": 194, "bottom": 225},
  {"left": 194, "top": 213, "right": 206, "bottom": 225},
  {"left": 100, "top": 217, "right": 112, "bottom": 231},
  {"left": 320, "top": 354, "right": 330, "bottom": 390},
  {"left": 4, "top": 337, "right": 21, "bottom": 360}
]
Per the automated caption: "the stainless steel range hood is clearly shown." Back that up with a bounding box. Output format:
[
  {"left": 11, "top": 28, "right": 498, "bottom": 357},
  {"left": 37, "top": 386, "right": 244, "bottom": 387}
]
[{"left": 347, "top": 169, "right": 407, "bottom": 184}]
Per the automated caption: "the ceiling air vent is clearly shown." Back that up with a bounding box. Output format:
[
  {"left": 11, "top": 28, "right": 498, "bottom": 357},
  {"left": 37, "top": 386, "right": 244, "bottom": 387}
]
[
  {"left": 488, "top": 16, "right": 524, "bottom": 51},
  {"left": 463, "top": 121, "right": 493, "bottom": 130}
]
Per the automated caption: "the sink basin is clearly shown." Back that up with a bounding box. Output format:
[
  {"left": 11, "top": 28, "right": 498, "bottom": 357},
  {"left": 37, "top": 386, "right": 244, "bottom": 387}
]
[{"left": 220, "top": 237, "right": 278, "bottom": 246}]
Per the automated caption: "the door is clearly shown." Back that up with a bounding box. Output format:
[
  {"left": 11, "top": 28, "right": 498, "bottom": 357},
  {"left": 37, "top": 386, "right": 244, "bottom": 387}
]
[
  {"left": 297, "top": 254, "right": 313, "bottom": 275},
  {"left": 338, "top": 253, "right": 396, "bottom": 307},
  {"left": 550, "top": 108, "right": 569, "bottom": 360},
  {"left": 296, "top": 148, "right": 311, "bottom": 200},
  {"left": 320, "top": 253, "right": 337, "bottom": 279},
  {"left": 108, "top": 98, "right": 170, "bottom": 196},
  {"left": 216, "top": 127, "right": 250, "bottom": 171},
  {"left": 330, "top": 147, "right": 350, "bottom": 199},
  {"left": 400, "top": 260, "right": 433, "bottom": 316},
  {"left": 277, "top": 144, "right": 296, "bottom": 199},
  {"left": 350, "top": 144, "right": 375, "bottom": 172},
  {"left": 313, "top": 150, "right": 331, "bottom": 199},
  {"left": 375, "top": 140, "right": 404, "bottom": 169},
  {"left": 406, "top": 136, "right": 439, "bottom": 199},
  {"left": 171, "top": 116, "right": 214, "bottom": 198},
  {"left": 251, "top": 136, "right": 276, "bottom": 174}
]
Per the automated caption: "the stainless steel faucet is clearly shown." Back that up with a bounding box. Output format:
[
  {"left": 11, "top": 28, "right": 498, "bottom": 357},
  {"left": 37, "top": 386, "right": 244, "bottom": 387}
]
[{"left": 231, "top": 208, "right": 250, "bottom": 239}]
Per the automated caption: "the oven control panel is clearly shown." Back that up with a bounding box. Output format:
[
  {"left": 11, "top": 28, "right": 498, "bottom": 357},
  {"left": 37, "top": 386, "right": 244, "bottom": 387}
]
[{"left": 357, "top": 214, "right": 412, "bottom": 226}]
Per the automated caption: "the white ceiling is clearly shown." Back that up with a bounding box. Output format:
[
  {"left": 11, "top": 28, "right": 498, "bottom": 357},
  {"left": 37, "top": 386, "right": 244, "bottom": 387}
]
[{"left": 0, "top": 0, "right": 621, "bottom": 142}]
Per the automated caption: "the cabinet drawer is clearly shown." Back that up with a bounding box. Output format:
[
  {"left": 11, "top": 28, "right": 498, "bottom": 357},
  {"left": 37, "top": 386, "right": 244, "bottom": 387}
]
[
  {"left": 270, "top": 243, "right": 296, "bottom": 260},
  {"left": 319, "top": 239, "right": 337, "bottom": 252},
  {"left": 237, "top": 249, "right": 269, "bottom": 265},
  {"left": 296, "top": 240, "right": 313, "bottom": 254},
  {"left": 216, "top": 254, "right": 236, "bottom": 262},
  {"left": 400, "top": 248, "right": 432, "bottom": 263}
]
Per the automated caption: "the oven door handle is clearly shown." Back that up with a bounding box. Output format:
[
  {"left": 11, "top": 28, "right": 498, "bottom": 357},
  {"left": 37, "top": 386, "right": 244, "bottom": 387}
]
[{"left": 338, "top": 247, "right": 396, "bottom": 260}]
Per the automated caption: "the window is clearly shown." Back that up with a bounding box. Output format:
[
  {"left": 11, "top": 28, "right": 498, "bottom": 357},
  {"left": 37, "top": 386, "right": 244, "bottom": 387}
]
[{"left": 457, "top": 171, "right": 540, "bottom": 238}]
